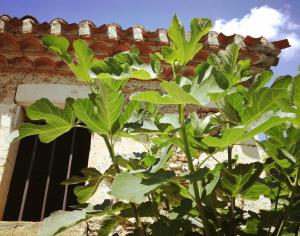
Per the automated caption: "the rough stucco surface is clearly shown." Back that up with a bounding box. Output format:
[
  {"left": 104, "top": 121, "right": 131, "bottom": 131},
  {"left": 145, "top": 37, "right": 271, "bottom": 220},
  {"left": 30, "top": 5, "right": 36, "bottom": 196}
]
[
  {"left": 0, "top": 71, "right": 160, "bottom": 104},
  {"left": 0, "top": 71, "right": 79, "bottom": 104},
  {"left": 0, "top": 71, "right": 216, "bottom": 115}
]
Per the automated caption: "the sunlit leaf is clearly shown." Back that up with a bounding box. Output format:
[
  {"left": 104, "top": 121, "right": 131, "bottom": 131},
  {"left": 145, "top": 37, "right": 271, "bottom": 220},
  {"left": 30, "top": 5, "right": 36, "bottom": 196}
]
[
  {"left": 111, "top": 172, "right": 168, "bottom": 204},
  {"left": 150, "top": 144, "right": 176, "bottom": 173},
  {"left": 18, "top": 98, "right": 75, "bottom": 143},
  {"left": 68, "top": 39, "right": 94, "bottom": 81},
  {"left": 42, "top": 35, "right": 71, "bottom": 62},
  {"left": 163, "top": 15, "right": 211, "bottom": 65},
  {"left": 73, "top": 98, "right": 109, "bottom": 134},
  {"left": 97, "top": 82, "right": 124, "bottom": 130},
  {"left": 131, "top": 81, "right": 199, "bottom": 105}
]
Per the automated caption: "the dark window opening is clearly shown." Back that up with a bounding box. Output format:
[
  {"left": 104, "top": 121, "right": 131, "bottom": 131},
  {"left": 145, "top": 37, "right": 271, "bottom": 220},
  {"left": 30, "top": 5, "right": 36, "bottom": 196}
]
[{"left": 3, "top": 122, "right": 91, "bottom": 221}]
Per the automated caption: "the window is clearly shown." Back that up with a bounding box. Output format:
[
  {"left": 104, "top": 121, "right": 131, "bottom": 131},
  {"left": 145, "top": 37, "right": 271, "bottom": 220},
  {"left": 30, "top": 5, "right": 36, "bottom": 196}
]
[{"left": 3, "top": 124, "right": 91, "bottom": 221}]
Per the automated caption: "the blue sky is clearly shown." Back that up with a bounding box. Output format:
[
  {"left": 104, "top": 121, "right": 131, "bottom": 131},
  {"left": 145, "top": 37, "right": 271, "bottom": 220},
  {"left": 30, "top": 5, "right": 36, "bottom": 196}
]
[{"left": 2, "top": 0, "right": 300, "bottom": 77}]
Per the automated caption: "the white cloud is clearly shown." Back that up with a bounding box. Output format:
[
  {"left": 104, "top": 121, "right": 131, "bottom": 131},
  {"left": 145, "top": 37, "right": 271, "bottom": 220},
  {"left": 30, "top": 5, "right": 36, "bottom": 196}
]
[{"left": 213, "top": 5, "right": 300, "bottom": 60}]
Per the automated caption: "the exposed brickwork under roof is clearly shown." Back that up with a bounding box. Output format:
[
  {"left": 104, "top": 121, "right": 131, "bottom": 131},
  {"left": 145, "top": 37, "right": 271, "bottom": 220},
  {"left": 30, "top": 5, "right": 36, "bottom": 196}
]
[{"left": 0, "top": 15, "right": 290, "bottom": 77}]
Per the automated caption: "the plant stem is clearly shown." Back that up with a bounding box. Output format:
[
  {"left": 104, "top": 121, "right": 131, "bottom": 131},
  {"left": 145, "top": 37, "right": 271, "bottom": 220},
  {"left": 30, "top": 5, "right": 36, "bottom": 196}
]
[
  {"left": 103, "top": 135, "right": 120, "bottom": 173},
  {"left": 274, "top": 165, "right": 300, "bottom": 236},
  {"left": 130, "top": 203, "right": 146, "bottom": 236},
  {"left": 102, "top": 135, "right": 146, "bottom": 236},
  {"left": 227, "top": 145, "right": 236, "bottom": 236},
  {"left": 178, "top": 105, "right": 211, "bottom": 236},
  {"left": 163, "top": 194, "right": 170, "bottom": 211},
  {"left": 268, "top": 182, "right": 282, "bottom": 235},
  {"left": 148, "top": 194, "right": 160, "bottom": 220},
  {"left": 294, "top": 225, "right": 299, "bottom": 236}
]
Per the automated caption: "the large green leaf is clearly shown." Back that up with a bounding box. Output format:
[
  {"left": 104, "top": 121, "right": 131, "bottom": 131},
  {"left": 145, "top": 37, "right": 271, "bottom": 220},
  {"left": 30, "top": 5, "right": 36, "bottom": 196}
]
[
  {"left": 190, "top": 112, "right": 212, "bottom": 137},
  {"left": 202, "top": 127, "right": 245, "bottom": 148},
  {"left": 292, "top": 74, "right": 300, "bottom": 126},
  {"left": 132, "top": 67, "right": 227, "bottom": 106},
  {"left": 221, "top": 163, "right": 263, "bottom": 197},
  {"left": 190, "top": 67, "right": 226, "bottom": 105},
  {"left": 43, "top": 36, "right": 94, "bottom": 81},
  {"left": 131, "top": 81, "right": 199, "bottom": 105},
  {"left": 189, "top": 17, "right": 212, "bottom": 45},
  {"left": 293, "top": 74, "right": 300, "bottom": 108},
  {"left": 74, "top": 83, "right": 124, "bottom": 134},
  {"left": 18, "top": 98, "right": 75, "bottom": 143},
  {"left": 218, "top": 43, "right": 239, "bottom": 75},
  {"left": 223, "top": 92, "right": 244, "bottom": 123},
  {"left": 96, "top": 82, "right": 125, "bottom": 131},
  {"left": 203, "top": 114, "right": 295, "bottom": 148},
  {"left": 42, "top": 35, "right": 71, "bottom": 62},
  {"left": 241, "top": 182, "right": 271, "bottom": 200},
  {"left": 118, "top": 100, "right": 140, "bottom": 128},
  {"left": 241, "top": 87, "right": 290, "bottom": 125},
  {"left": 130, "top": 91, "right": 180, "bottom": 104},
  {"left": 162, "top": 15, "right": 211, "bottom": 65},
  {"left": 62, "top": 168, "right": 105, "bottom": 204},
  {"left": 159, "top": 113, "right": 180, "bottom": 129},
  {"left": 203, "top": 83, "right": 296, "bottom": 148},
  {"left": 38, "top": 201, "right": 128, "bottom": 236},
  {"left": 43, "top": 35, "right": 152, "bottom": 82},
  {"left": 68, "top": 39, "right": 94, "bottom": 81},
  {"left": 250, "top": 70, "right": 274, "bottom": 92},
  {"left": 260, "top": 124, "right": 300, "bottom": 170},
  {"left": 73, "top": 98, "right": 109, "bottom": 135},
  {"left": 242, "top": 218, "right": 259, "bottom": 235},
  {"left": 111, "top": 172, "right": 167, "bottom": 204},
  {"left": 188, "top": 164, "right": 223, "bottom": 199},
  {"left": 207, "top": 43, "right": 253, "bottom": 88},
  {"left": 150, "top": 53, "right": 161, "bottom": 74},
  {"left": 161, "top": 81, "right": 199, "bottom": 104},
  {"left": 96, "top": 67, "right": 154, "bottom": 81},
  {"left": 150, "top": 144, "right": 176, "bottom": 173},
  {"left": 92, "top": 50, "right": 154, "bottom": 81},
  {"left": 38, "top": 210, "right": 86, "bottom": 236}
]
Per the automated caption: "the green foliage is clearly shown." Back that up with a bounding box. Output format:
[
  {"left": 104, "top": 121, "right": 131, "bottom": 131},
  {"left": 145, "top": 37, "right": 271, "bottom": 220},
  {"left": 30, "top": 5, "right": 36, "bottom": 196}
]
[
  {"left": 111, "top": 171, "right": 172, "bottom": 204},
  {"left": 221, "top": 163, "right": 263, "bottom": 197},
  {"left": 17, "top": 98, "right": 75, "bottom": 143},
  {"left": 17, "top": 15, "right": 300, "bottom": 236},
  {"left": 37, "top": 210, "right": 87, "bottom": 236},
  {"left": 62, "top": 168, "right": 106, "bottom": 203},
  {"left": 160, "top": 15, "right": 211, "bottom": 65},
  {"left": 72, "top": 98, "right": 109, "bottom": 134},
  {"left": 97, "top": 216, "right": 122, "bottom": 236}
]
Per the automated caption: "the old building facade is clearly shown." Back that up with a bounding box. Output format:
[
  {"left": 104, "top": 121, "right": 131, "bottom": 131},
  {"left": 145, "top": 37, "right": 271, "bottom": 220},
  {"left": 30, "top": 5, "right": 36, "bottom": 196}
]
[{"left": 0, "top": 15, "right": 290, "bottom": 235}]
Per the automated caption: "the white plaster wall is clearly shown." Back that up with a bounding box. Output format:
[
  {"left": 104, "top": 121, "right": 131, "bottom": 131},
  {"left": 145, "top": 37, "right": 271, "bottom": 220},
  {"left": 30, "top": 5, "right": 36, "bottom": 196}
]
[
  {"left": 0, "top": 103, "right": 24, "bottom": 219},
  {"left": 16, "top": 84, "right": 90, "bottom": 107}
]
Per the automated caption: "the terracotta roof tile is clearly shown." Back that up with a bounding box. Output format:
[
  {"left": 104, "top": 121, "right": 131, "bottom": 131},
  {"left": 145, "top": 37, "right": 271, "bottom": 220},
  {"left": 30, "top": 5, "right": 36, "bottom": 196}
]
[
  {"left": 0, "top": 15, "right": 291, "bottom": 76},
  {"left": 272, "top": 39, "right": 290, "bottom": 50}
]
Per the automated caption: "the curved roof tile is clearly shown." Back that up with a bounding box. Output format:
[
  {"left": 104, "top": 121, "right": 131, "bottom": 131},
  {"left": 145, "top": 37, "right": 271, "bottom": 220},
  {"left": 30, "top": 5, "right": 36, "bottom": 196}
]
[{"left": 0, "top": 14, "right": 291, "bottom": 75}]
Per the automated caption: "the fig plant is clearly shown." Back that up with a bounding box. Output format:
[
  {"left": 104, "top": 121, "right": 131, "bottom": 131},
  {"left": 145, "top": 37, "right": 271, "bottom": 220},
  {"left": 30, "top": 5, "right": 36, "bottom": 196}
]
[{"left": 16, "top": 16, "right": 300, "bottom": 236}]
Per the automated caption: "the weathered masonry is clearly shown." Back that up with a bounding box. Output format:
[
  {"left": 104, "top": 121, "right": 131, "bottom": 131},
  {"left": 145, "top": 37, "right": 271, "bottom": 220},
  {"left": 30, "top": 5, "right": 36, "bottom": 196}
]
[{"left": 0, "top": 15, "right": 289, "bottom": 234}]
